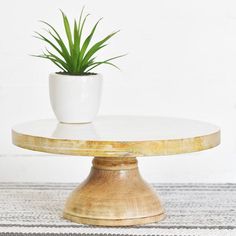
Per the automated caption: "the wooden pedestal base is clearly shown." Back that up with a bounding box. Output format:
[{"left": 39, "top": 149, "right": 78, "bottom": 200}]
[{"left": 63, "top": 157, "right": 165, "bottom": 226}]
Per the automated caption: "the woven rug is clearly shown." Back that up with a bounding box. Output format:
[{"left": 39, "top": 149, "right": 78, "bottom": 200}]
[{"left": 0, "top": 183, "right": 235, "bottom": 236}]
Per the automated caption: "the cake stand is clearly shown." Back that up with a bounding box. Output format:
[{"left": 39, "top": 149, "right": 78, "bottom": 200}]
[{"left": 12, "top": 116, "right": 220, "bottom": 226}]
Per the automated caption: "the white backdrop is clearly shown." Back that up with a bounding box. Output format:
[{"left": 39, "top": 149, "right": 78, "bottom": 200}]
[{"left": 0, "top": 0, "right": 236, "bottom": 182}]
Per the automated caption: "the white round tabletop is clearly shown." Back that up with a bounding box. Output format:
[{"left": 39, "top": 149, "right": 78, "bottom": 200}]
[{"left": 12, "top": 116, "right": 220, "bottom": 157}]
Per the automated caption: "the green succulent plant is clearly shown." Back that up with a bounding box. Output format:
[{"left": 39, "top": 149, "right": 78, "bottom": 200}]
[{"left": 33, "top": 8, "right": 124, "bottom": 75}]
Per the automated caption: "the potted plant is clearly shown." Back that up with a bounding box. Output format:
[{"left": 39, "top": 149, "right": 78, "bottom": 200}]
[{"left": 34, "top": 8, "right": 124, "bottom": 123}]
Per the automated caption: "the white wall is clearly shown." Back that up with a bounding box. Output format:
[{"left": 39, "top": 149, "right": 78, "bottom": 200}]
[{"left": 0, "top": 0, "right": 236, "bottom": 182}]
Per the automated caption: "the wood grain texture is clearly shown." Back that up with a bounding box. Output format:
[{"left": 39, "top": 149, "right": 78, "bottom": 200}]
[
  {"left": 11, "top": 117, "right": 221, "bottom": 226},
  {"left": 63, "top": 157, "right": 165, "bottom": 226},
  {"left": 12, "top": 130, "right": 220, "bottom": 157}
]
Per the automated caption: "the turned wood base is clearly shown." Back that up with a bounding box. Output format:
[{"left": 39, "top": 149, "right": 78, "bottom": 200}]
[{"left": 63, "top": 157, "right": 165, "bottom": 226}]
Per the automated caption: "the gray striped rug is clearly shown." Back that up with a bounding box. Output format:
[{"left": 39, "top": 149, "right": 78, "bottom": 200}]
[{"left": 0, "top": 183, "right": 235, "bottom": 236}]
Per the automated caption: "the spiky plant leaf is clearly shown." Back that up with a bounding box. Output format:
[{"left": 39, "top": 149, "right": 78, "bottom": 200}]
[
  {"left": 85, "top": 54, "right": 126, "bottom": 72},
  {"left": 81, "top": 31, "right": 119, "bottom": 68},
  {"left": 39, "top": 21, "right": 72, "bottom": 65},
  {"left": 33, "top": 9, "right": 124, "bottom": 75},
  {"left": 60, "top": 10, "right": 74, "bottom": 56}
]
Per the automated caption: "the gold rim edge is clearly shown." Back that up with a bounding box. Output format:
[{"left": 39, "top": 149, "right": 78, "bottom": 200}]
[{"left": 12, "top": 129, "right": 221, "bottom": 157}]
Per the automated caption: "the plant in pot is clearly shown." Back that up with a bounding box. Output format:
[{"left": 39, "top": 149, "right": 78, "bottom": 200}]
[{"left": 34, "top": 9, "right": 124, "bottom": 124}]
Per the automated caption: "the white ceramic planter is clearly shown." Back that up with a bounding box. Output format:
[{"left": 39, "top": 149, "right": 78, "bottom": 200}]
[{"left": 49, "top": 73, "right": 102, "bottom": 124}]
